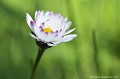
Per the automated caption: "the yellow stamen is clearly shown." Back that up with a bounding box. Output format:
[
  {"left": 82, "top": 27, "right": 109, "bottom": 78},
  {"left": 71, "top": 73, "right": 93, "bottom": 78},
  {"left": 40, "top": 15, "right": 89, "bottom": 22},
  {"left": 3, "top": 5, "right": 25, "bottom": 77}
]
[{"left": 43, "top": 27, "right": 52, "bottom": 33}]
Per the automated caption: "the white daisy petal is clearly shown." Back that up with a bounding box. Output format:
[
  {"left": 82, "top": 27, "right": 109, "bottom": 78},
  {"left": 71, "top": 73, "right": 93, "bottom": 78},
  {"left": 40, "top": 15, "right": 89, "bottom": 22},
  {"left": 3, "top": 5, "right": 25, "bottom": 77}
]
[
  {"left": 51, "top": 34, "right": 63, "bottom": 42},
  {"left": 35, "top": 11, "right": 40, "bottom": 20},
  {"left": 36, "top": 10, "right": 44, "bottom": 27},
  {"left": 64, "top": 28, "right": 76, "bottom": 35},
  {"left": 45, "top": 32, "right": 56, "bottom": 42},
  {"left": 26, "top": 13, "right": 34, "bottom": 29},
  {"left": 47, "top": 43, "right": 54, "bottom": 46},
  {"left": 60, "top": 21, "right": 72, "bottom": 35},
  {"left": 53, "top": 40, "right": 62, "bottom": 45},
  {"left": 64, "top": 21, "right": 72, "bottom": 31},
  {"left": 45, "top": 11, "right": 50, "bottom": 17},
  {"left": 37, "top": 30, "right": 49, "bottom": 42},
  {"left": 48, "top": 40, "right": 62, "bottom": 46},
  {"left": 29, "top": 33, "right": 38, "bottom": 40},
  {"left": 62, "top": 34, "right": 77, "bottom": 42}
]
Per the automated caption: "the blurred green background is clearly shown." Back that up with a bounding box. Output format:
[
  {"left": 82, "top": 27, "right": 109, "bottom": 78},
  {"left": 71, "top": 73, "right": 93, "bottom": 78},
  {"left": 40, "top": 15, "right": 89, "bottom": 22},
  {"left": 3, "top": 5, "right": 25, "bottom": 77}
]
[{"left": 0, "top": 0, "right": 120, "bottom": 79}]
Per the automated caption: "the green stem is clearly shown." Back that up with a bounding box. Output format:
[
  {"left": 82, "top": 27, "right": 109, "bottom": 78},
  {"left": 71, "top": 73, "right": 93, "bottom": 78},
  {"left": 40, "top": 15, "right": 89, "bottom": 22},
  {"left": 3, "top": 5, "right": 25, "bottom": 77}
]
[{"left": 30, "top": 48, "right": 45, "bottom": 79}]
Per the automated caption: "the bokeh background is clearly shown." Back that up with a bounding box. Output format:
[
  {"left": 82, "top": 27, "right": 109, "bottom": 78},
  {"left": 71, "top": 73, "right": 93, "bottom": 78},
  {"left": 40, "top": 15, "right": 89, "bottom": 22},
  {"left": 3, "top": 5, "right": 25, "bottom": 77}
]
[{"left": 0, "top": 0, "right": 120, "bottom": 79}]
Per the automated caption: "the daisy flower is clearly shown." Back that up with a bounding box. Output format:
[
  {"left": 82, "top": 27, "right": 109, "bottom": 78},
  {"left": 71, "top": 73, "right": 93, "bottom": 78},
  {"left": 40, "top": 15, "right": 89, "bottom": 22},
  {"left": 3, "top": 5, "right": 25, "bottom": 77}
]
[{"left": 26, "top": 10, "right": 77, "bottom": 47}]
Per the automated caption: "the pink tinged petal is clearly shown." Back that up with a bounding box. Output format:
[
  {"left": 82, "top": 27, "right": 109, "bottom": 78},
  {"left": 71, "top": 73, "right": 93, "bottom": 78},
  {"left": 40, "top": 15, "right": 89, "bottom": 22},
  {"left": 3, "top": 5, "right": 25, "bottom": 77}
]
[
  {"left": 59, "top": 29, "right": 62, "bottom": 33},
  {"left": 39, "top": 26, "right": 42, "bottom": 30},
  {"left": 62, "top": 34, "right": 77, "bottom": 42},
  {"left": 55, "top": 30, "right": 58, "bottom": 33},
  {"left": 30, "top": 21, "right": 35, "bottom": 27},
  {"left": 40, "top": 22, "right": 45, "bottom": 28},
  {"left": 26, "top": 13, "right": 34, "bottom": 29},
  {"left": 64, "top": 28, "right": 76, "bottom": 35},
  {"left": 36, "top": 10, "right": 44, "bottom": 27},
  {"left": 34, "top": 11, "right": 44, "bottom": 35}
]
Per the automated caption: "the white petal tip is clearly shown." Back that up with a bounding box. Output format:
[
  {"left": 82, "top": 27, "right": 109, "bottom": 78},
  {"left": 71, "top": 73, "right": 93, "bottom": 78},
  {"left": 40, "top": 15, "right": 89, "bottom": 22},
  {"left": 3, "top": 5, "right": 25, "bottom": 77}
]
[
  {"left": 65, "top": 17, "right": 68, "bottom": 22},
  {"left": 69, "top": 21, "right": 72, "bottom": 24},
  {"left": 26, "top": 13, "right": 29, "bottom": 17},
  {"left": 64, "top": 28, "right": 76, "bottom": 35},
  {"left": 74, "top": 34, "right": 77, "bottom": 37},
  {"left": 62, "top": 34, "right": 77, "bottom": 42},
  {"left": 29, "top": 33, "right": 38, "bottom": 39},
  {"left": 47, "top": 43, "right": 55, "bottom": 46}
]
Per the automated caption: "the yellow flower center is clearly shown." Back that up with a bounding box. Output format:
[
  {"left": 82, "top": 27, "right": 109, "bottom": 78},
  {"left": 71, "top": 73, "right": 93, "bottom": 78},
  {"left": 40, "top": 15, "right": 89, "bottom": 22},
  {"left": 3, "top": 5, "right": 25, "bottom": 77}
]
[{"left": 43, "top": 27, "right": 52, "bottom": 33}]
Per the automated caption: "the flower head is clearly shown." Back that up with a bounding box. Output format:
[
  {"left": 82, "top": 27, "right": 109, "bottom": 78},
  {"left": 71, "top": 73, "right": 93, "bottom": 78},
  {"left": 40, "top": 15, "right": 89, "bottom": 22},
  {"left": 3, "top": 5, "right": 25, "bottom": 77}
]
[{"left": 26, "top": 10, "right": 77, "bottom": 46}]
